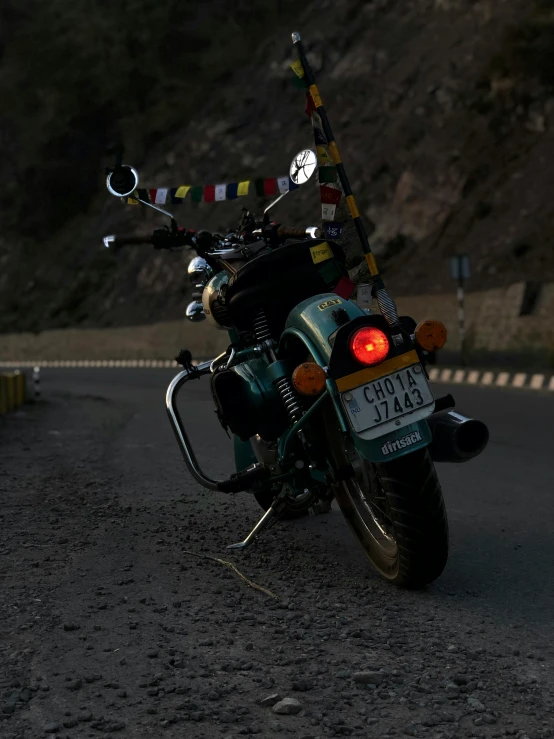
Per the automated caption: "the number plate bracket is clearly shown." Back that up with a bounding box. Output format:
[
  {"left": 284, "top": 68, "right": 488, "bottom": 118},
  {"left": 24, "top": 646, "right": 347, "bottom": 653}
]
[{"left": 340, "top": 363, "right": 435, "bottom": 441}]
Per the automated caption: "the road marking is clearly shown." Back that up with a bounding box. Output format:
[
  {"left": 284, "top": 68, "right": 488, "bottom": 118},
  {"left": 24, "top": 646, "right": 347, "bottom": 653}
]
[
  {"left": 1, "top": 361, "right": 552, "bottom": 393},
  {"left": 512, "top": 373, "right": 527, "bottom": 388},
  {"left": 530, "top": 374, "right": 544, "bottom": 390},
  {"left": 496, "top": 372, "right": 510, "bottom": 387}
]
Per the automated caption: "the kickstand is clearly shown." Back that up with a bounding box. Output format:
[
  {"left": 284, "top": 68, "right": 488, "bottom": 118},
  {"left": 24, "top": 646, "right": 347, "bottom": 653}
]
[{"left": 227, "top": 497, "right": 286, "bottom": 551}]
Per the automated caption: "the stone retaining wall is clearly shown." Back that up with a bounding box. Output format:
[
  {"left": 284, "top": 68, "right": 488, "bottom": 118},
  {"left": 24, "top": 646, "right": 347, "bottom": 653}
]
[{"left": 1, "top": 281, "right": 553, "bottom": 364}]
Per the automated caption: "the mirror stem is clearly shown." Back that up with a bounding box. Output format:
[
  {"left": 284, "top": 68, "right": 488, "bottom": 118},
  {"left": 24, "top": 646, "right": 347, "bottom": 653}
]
[
  {"left": 264, "top": 190, "right": 289, "bottom": 215},
  {"left": 136, "top": 197, "right": 176, "bottom": 221}
]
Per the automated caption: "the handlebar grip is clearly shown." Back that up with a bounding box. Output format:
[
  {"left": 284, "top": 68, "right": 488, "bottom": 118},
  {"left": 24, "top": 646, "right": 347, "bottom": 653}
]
[
  {"left": 276, "top": 226, "right": 309, "bottom": 240},
  {"left": 104, "top": 234, "right": 152, "bottom": 249}
]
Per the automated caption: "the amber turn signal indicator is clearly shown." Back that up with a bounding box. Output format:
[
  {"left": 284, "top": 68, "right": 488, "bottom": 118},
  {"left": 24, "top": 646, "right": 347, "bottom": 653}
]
[
  {"left": 414, "top": 320, "right": 447, "bottom": 352},
  {"left": 292, "top": 362, "right": 327, "bottom": 396}
]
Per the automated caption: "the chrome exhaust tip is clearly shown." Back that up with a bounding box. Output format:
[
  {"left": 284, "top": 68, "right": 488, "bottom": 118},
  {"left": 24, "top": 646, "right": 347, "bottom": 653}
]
[{"left": 428, "top": 411, "right": 489, "bottom": 464}]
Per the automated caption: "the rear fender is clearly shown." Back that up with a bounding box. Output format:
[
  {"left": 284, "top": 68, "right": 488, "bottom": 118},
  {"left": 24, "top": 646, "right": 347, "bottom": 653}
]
[
  {"left": 280, "top": 293, "right": 367, "bottom": 364},
  {"left": 352, "top": 420, "right": 432, "bottom": 464}
]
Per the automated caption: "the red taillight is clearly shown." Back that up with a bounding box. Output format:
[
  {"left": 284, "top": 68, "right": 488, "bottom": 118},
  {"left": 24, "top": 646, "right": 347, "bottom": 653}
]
[{"left": 349, "top": 327, "right": 390, "bottom": 366}]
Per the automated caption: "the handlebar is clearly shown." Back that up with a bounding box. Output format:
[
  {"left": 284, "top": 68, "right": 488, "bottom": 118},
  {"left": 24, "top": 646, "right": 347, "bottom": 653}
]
[
  {"left": 104, "top": 235, "right": 152, "bottom": 249},
  {"left": 276, "top": 226, "right": 312, "bottom": 240},
  {"left": 103, "top": 227, "right": 196, "bottom": 251}
]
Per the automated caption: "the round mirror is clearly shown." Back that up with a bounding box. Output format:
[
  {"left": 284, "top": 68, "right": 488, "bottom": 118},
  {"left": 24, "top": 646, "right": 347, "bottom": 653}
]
[
  {"left": 106, "top": 165, "right": 139, "bottom": 197},
  {"left": 289, "top": 149, "right": 317, "bottom": 185}
]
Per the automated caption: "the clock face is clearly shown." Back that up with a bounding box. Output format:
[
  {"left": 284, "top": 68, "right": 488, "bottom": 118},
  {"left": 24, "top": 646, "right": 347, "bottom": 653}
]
[{"left": 289, "top": 149, "right": 317, "bottom": 185}]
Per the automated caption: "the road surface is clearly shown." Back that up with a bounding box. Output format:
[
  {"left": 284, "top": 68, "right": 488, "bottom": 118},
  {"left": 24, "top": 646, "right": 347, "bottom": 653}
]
[{"left": 1, "top": 368, "right": 553, "bottom": 738}]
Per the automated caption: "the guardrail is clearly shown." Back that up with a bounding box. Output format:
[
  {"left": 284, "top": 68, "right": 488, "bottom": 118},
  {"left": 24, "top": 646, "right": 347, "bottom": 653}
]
[{"left": 0, "top": 370, "right": 27, "bottom": 414}]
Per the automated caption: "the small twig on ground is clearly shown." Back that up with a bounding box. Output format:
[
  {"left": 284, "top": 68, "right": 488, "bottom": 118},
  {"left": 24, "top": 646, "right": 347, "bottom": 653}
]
[{"left": 181, "top": 550, "right": 278, "bottom": 599}]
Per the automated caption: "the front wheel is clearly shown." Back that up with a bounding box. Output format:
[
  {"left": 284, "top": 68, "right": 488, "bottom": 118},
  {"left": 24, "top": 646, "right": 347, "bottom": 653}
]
[{"left": 325, "top": 415, "right": 449, "bottom": 587}]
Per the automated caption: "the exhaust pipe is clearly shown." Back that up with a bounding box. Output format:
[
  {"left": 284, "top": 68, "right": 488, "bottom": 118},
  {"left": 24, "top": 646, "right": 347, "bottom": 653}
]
[{"left": 427, "top": 411, "right": 489, "bottom": 463}]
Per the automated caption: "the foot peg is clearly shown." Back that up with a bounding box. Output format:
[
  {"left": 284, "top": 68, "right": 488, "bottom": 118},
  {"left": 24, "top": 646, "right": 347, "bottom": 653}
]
[{"left": 217, "top": 464, "right": 271, "bottom": 494}]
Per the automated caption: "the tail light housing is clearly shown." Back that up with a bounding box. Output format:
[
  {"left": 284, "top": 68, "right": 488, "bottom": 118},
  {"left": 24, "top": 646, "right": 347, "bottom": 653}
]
[{"left": 349, "top": 327, "right": 390, "bottom": 366}]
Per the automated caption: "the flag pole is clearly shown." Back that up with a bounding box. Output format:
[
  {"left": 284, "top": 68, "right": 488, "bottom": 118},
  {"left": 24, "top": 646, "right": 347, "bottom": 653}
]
[{"left": 292, "top": 32, "right": 403, "bottom": 333}]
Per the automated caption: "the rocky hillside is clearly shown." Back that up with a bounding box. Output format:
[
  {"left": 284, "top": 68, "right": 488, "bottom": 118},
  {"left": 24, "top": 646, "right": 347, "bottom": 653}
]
[{"left": 2, "top": 0, "right": 554, "bottom": 332}]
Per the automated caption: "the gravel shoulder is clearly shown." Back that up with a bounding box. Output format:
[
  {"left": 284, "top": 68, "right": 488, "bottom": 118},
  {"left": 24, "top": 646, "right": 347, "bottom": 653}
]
[{"left": 1, "top": 378, "right": 554, "bottom": 739}]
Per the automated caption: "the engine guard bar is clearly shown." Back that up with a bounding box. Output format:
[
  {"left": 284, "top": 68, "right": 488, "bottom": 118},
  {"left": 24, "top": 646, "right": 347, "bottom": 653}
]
[{"left": 166, "top": 361, "right": 225, "bottom": 491}]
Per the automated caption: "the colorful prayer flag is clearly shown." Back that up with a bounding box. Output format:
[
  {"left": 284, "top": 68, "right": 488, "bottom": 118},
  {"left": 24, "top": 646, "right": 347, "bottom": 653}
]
[
  {"left": 226, "top": 183, "right": 239, "bottom": 199},
  {"left": 291, "top": 59, "right": 308, "bottom": 89},
  {"left": 204, "top": 185, "right": 215, "bottom": 203},
  {"left": 334, "top": 276, "right": 357, "bottom": 300},
  {"left": 175, "top": 186, "right": 190, "bottom": 199},
  {"left": 305, "top": 92, "right": 316, "bottom": 118},
  {"left": 190, "top": 186, "right": 203, "bottom": 203},
  {"left": 237, "top": 181, "right": 250, "bottom": 196},
  {"left": 170, "top": 187, "right": 183, "bottom": 204},
  {"left": 320, "top": 185, "right": 342, "bottom": 205},
  {"left": 277, "top": 176, "right": 290, "bottom": 194},
  {"left": 264, "top": 178, "right": 277, "bottom": 196},
  {"left": 322, "top": 203, "right": 337, "bottom": 221},
  {"left": 215, "top": 184, "right": 227, "bottom": 202},
  {"left": 316, "top": 146, "right": 333, "bottom": 166},
  {"left": 155, "top": 188, "right": 168, "bottom": 205},
  {"left": 323, "top": 221, "right": 345, "bottom": 240},
  {"left": 318, "top": 166, "right": 337, "bottom": 184}
]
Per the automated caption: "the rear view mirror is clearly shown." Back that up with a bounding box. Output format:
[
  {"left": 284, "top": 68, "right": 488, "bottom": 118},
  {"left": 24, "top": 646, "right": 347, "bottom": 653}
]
[
  {"left": 106, "top": 165, "right": 139, "bottom": 198},
  {"left": 289, "top": 149, "right": 317, "bottom": 185}
]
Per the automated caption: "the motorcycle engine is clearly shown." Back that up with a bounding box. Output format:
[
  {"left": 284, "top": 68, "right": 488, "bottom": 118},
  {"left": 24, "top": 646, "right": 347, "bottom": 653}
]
[{"left": 202, "top": 273, "right": 232, "bottom": 329}]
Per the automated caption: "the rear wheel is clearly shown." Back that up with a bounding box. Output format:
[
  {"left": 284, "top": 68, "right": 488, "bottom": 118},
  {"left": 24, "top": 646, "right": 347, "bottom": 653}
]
[{"left": 325, "top": 411, "right": 449, "bottom": 588}]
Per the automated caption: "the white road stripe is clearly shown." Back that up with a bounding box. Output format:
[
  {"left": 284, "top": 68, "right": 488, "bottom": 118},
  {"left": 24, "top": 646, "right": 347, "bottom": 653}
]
[
  {"left": 496, "top": 372, "right": 510, "bottom": 387},
  {"left": 530, "top": 374, "right": 544, "bottom": 390},
  {"left": 428, "top": 368, "right": 440, "bottom": 381},
  {"left": 467, "top": 370, "right": 480, "bottom": 384},
  {"left": 481, "top": 371, "right": 494, "bottom": 385},
  {"left": 452, "top": 370, "right": 465, "bottom": 384},
  {"left": 512, "top": 373, "right": 527, "bottom": 388}
]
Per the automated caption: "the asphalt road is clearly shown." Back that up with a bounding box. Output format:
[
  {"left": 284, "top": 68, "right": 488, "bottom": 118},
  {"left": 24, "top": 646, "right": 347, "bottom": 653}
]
[
  {"left": 35, "top": 367, "right": 554, "bottom": 630},
  {"left": 1, "top": 367, "right": 554, "bottom": 738}
]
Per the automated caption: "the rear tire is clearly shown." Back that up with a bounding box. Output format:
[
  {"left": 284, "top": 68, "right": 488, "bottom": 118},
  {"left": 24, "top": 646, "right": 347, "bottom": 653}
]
[{"left": 324, "top": 409, "right": 449, "bottom": 587}]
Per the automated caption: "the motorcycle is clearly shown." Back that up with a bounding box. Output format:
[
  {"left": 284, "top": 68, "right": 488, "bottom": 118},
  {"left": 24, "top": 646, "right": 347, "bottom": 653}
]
[{"left": 102, "top": 35, "right": 489, "bottom": 588}]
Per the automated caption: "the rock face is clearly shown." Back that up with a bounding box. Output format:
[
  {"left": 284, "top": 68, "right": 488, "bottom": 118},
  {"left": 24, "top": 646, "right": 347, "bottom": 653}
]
[{"left": 1, "top": 0, "right": 554, "bottom": 333}]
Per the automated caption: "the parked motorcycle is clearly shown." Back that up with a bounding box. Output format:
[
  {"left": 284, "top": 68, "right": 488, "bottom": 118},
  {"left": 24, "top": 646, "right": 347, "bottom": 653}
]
[{"left": 103, "top": 35, "right": 488, "bottom": 588}]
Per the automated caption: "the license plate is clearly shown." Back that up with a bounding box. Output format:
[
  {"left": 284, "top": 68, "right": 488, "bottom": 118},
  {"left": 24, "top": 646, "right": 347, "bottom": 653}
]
[{"left": 341, "top": 364, "right": 434, "bottom": 437}]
